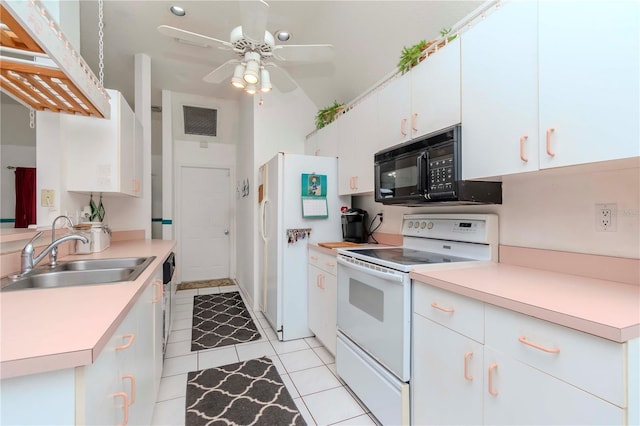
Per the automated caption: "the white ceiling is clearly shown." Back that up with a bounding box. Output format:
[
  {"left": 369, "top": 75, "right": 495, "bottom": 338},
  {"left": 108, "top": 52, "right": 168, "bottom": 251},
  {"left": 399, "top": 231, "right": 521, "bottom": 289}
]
[{"left": 77, "top": 0, "right": 481, "bottom": 111}]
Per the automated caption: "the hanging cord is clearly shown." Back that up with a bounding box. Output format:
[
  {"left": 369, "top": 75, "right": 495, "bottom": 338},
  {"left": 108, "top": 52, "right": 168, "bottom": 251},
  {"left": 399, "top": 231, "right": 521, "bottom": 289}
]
[
  {"left": 29, "top": 108, "right": 35, "bottom": 129},
  {"left": 98, "top": 0, "right": 105, "bottom": 87},
  {"left": 367, "top": 213, "right": 383, "bottom": 244}
]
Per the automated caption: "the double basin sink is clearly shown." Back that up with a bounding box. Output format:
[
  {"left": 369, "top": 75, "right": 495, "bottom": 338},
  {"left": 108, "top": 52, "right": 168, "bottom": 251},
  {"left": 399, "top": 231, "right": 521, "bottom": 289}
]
[{"left": 0, "top": 256, "right": 156, "bottom": 292}]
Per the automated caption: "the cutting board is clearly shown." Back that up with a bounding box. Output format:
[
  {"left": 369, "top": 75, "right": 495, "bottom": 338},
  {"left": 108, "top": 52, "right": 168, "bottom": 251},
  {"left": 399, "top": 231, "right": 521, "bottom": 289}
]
[{"left": 318, "top": 241, "right": 361, "bottom": 249}]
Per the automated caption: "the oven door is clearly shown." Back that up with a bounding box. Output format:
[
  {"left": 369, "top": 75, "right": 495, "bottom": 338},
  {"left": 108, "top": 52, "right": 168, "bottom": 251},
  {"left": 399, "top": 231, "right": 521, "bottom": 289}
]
[{"left": 337, "top": 255, "right": 411, "bottom": 381}]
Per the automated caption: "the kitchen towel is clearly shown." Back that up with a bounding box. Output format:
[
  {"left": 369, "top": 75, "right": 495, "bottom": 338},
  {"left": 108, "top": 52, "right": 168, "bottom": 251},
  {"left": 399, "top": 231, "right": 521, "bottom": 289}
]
[
  {"left": 185, "top": 357, "right": 305, "bottom": 426},
  {"left": 191, "top": 291, "right": 261, "bottom": 351}
]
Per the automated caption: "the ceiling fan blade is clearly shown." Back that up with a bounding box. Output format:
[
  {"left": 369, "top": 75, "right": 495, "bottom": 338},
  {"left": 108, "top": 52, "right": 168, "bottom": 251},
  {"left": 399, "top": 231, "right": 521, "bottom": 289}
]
[
  {"left": 273, "top": 45, "right": 334, "bottom": 63},
  {"left": 157, "top": 25, "right": 232, "bottom": 49},
  {"left": 203, "top": 60, "right": 239, "bottom": 84},
  {"left": 265, "top": 63, "right": 297, "bottom": 93},
  {"left": 239, "top": 0, "right": 269, "bottom": 44}
]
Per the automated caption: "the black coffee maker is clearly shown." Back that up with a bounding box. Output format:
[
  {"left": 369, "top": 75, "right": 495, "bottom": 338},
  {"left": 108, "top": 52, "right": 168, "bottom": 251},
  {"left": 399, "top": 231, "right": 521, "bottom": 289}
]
[{"left": 341, "top": 209, "right": 368, "bottom": 243}]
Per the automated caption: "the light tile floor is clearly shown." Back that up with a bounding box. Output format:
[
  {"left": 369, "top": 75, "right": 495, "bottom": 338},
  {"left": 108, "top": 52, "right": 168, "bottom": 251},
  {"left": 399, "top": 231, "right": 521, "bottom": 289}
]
[{"left": 151, "top": 285, "right": 378, "bottom": 426}]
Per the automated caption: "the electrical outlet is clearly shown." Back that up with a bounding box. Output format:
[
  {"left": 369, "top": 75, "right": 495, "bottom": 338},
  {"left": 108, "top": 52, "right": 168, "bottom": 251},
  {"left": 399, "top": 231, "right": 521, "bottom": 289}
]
[{"left": 595, "top": 203, "right": 617, "bottom": 232}]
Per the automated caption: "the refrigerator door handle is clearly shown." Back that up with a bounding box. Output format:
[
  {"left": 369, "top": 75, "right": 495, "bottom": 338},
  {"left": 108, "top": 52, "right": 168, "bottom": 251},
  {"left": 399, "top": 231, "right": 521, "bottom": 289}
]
[{"left": 260, "top": 199, "right": 270, "bottom": 241}]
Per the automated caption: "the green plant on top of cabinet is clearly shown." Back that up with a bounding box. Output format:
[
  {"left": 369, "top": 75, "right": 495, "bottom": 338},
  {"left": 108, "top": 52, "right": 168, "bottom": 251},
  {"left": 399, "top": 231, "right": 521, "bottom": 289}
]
[
  {"left": 461, "top": 1, "right": 639, "bottom": 180},
  {"left": 64, "top": 89, "right": 143, "bottom": 197},
  {"left": 315, "top": 101, "right": 345, "bottom": 130}
]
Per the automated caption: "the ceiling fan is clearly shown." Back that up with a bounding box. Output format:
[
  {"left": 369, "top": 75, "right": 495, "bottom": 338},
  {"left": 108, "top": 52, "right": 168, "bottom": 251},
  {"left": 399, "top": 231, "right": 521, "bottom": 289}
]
[{"left": 157, "top": 0, "right": 334, "bottom": 94}]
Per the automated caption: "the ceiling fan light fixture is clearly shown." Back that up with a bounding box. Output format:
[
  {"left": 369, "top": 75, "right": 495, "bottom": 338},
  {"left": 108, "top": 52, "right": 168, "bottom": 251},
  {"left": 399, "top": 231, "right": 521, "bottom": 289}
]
[
  {"left": 243, "top": 60, "right": 260, "bottom": 84},
  {"left": 231, "top": 64, "right": 246, "bottom": 88},
  {"left": 245, "top": 84, "right": 258, "bottom": 95},
  {"left": 169, "top": 5, "right": 186, "bottom": 17},
  {"left": 260, "top": 68, "right": 272, "bottom": 92}
]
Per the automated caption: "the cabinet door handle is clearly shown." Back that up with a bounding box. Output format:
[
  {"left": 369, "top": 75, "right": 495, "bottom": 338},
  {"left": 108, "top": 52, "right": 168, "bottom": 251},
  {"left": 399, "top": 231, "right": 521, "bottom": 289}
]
[
  {"left": 317, "top": 274, "right": 325, "bottom": 290},
  {"left": 518, "top": 336, "right": 560, "bottom": 353},
  {"left": 310, "top": 255, "right": 319, "bottom": 261},
  {"left": 519, "top": 135, "right": 528, "bottom": 162},
  {"left": 325, "top": 261, "right": 336, "bottom": 269},
  {"left": 113, "top": 392, "right": 129, "bottom": 425},
  {"left": 546, "top": 127, "right": 555, "bottom": 157},
  {"left": 464, "top": 352, "right": 474, "bottom": 381},
  {"left": 153, "top": 279, "right": 163, "bottom": 303},
  {"left": 431, "top": 302, "right": 454, "bottom": 313},
  {"left": 122, "top": 374, "right": 136, "bottom": 405},
  {"left": 314, "top": 149, "right": 320, "bottom": 156},
  {"left": 401, "top": 118, "right": 408, "bottom": 136},
  {"left": 353, "top": 176, "right": 358, "bottom": 190},
  {"left": 116, "top": 333, "right": 135, "bottom": 351},
  {"left": 488, "top": 363, "right": 499, "bottom": 396},
  {"left": 411, "top": 113, "right": 418, "bottom": 132}
]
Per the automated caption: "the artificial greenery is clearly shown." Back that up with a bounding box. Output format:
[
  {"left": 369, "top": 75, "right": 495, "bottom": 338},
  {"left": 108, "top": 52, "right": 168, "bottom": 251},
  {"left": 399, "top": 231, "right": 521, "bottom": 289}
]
[
  {"left": 397, "top": 28, "right": 458, "bottom": 75},
  {"left": 315, "top": 101, "right": 345, "bottom": 130},
  {"left": 397, "top": 40, "right": 427, "bottom": 75}
]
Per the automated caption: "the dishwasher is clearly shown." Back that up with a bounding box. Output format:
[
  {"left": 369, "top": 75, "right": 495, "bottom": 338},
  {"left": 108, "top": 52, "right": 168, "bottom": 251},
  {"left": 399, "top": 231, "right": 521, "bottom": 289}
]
[{"left": 162, "top": 252, "right": 176, "bottom": 354}]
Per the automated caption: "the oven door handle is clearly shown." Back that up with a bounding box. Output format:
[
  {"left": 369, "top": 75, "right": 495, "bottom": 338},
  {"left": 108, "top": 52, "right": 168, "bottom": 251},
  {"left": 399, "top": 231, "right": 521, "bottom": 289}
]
[{"left": 337, "top": 256, "right": 405, "bottom": 283}]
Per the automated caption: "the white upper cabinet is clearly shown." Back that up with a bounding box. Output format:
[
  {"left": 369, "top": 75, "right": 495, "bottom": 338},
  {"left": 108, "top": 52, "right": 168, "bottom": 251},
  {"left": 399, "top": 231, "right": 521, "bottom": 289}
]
[
  {"left": 537, "top": 1, "right": 640, "bottom": 169},
  {"left": 377, "top": 72, "right": 412, "bottom": 147},
  {"left": 65, "top": 90, "right": 143, "bottom": 197},
  {"left": 378, "top": 39, "right": 462, "bottom": 151},
  {"left": 462, "top": 0, "right": 639, "bottom": 179},
  {"left": 410, "top": 37, "right": 462, "bottom": 139},
  {"left": 338, "top": 94, "right": 379, "bottom": 195},
  {"left": 461, "top": 1, "right": 539, "bottom": 179}
]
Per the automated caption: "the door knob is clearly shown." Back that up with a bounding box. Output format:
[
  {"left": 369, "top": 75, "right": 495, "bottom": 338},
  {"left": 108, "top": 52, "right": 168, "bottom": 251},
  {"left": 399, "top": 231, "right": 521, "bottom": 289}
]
[{"left": 224, "top": 230, "right": 229, "bottom": 235}]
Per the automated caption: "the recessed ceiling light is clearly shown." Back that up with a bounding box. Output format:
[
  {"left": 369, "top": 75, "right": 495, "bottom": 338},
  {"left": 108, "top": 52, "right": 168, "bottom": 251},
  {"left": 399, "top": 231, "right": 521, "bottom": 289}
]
[
  {"left": 170, "top": 6, "right": 186, "bottom": 17},
  {"left": 275, "top": 30, "right": 291, "bottom": 42}
]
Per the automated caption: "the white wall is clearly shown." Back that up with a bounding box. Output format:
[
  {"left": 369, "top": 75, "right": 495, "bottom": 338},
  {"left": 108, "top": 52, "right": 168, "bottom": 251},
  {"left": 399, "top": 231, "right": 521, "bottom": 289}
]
[
  {"left": 151, "top": 154, "right": 162, "bottom": 239},
  {"left": 353, "top": 161, "right": 640, "bottom": 259}
]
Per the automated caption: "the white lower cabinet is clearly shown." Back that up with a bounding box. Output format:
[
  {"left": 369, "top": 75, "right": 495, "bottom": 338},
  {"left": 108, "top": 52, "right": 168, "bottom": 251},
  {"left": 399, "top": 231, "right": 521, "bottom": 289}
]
[
  {"left": 412, "top": 282, "right": 634, "bottom": 425},
  {"left": 412, "top": 314, "right": 483, "bottom": 425},
  {"left": 307, "top": 248, "right": 338, "bottom": 355},
  {"left": 483, "top": 346, "right": 624, "bottom": 425},
  {"left": 0, "top": 267, "right": 164, "bottom": 426}
]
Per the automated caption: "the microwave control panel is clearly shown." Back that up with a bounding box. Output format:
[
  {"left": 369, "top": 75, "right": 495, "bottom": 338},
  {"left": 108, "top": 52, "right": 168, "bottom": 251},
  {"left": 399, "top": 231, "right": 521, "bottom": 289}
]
[{"left": 428, "top": 154, "right": 454, "bottom": 192}]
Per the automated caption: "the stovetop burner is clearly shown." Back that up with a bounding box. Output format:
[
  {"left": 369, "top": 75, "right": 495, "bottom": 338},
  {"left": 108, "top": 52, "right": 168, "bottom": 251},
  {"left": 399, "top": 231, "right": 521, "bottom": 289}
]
[{"left": 347, "top": 248, "right": 473, "bottom": 266}]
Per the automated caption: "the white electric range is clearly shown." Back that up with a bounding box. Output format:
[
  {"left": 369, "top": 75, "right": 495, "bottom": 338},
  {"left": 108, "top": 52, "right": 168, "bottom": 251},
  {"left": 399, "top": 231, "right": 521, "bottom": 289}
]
[{"left": 335, "top": 213, "right": 499, "bottom": 425}]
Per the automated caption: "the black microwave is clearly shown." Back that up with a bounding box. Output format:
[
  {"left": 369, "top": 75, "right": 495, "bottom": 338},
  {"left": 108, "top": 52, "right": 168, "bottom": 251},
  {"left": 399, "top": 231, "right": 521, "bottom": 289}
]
[{"left": 374, "top": 125, "right": 502, "bottom": 205}]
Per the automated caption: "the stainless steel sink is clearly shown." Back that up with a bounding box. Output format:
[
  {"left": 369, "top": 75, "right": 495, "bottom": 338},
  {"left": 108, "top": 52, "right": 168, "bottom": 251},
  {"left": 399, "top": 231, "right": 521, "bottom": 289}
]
[
  {"left": 1, "top": 256, "right": 156, "bottom": 292},
  {"left": 54, "top": 257, "right": 152, "bottom": 271}
]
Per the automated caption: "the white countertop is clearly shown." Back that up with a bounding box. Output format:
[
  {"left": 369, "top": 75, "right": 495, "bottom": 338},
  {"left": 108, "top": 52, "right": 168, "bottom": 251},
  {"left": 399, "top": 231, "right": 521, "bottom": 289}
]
[{"left": 0, "top": 239, "right": 176, "bottom": 379}]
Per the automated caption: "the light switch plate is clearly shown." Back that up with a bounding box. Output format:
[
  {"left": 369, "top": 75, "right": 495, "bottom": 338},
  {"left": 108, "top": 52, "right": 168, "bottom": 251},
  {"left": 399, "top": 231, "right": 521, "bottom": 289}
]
[{"left": 41, "top": 189, "right": 55, "bottom": 207}]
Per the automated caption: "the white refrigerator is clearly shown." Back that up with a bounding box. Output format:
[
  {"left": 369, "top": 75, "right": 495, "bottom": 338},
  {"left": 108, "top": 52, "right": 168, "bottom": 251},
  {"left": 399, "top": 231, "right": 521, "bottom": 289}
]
[{"left": 259, "top": 153, "right": 347, "bottom": 341}]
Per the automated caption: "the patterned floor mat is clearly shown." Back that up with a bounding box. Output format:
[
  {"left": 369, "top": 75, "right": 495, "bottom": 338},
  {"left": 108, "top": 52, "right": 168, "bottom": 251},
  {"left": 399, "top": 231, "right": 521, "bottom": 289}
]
[
  {"left": 178, "top": 278, "right": 236, "bottom": 291},
  {"left": 185, "top": 357, "right": 306, "bottom": 426},
  {"left": 191, "top": 292, "right": 261, "bottom": 351}
]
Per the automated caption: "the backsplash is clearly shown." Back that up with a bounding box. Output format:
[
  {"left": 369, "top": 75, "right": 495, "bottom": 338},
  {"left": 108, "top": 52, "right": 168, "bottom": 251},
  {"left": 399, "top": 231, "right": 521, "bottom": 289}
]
[{"left": 354, "top": 160, "right": 639, "bottom": 259}]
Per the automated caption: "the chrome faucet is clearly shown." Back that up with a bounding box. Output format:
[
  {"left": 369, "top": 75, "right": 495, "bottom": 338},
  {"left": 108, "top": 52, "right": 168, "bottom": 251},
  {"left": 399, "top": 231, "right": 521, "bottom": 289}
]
[
  {"left": 50, "top": 215, "right": 74, "bottom": 267},
  {"left": 20, "top": 231, "right": 89, "bottom": 276}
]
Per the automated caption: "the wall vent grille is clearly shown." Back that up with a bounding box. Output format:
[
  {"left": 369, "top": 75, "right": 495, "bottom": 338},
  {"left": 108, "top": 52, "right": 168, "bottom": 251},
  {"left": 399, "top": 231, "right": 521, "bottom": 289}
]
[{"left": 183, "top": 106, "right": 217, "bottom": 137}]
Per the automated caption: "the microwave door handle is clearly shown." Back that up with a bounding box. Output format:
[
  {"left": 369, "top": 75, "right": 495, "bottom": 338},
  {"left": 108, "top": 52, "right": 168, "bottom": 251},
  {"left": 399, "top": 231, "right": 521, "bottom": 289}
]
[{"left": 418, "top": 152, "right": 427, "bottom": 196}]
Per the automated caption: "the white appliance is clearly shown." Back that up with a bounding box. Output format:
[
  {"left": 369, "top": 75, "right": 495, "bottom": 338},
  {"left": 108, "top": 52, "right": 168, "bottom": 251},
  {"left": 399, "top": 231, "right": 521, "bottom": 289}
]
[
  {"left": 259, "top": 153, "right": 347, "bottom": 341},
  {"left": 336, "top": 213, "right": 499, "bottom": 425}
]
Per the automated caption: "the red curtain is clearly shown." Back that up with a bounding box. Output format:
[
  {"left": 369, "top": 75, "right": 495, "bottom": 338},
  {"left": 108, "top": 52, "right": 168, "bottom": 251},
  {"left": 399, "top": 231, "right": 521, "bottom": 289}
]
[{"left": 14, "top": 167, "right": 36, "bottom": 228}]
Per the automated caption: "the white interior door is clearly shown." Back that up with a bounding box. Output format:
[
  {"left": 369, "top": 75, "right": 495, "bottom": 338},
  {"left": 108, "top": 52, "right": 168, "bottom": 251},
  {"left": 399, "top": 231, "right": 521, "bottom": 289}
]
[{"left": 179, "top": 166, "right": 230, "bottom": 282}]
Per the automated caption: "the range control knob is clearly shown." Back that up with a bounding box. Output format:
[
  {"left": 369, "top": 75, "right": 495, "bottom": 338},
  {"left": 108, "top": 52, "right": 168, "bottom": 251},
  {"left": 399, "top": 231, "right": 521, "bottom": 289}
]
[
  {"left": 407, "top": 221, "right": 413, "bottom": 228},
  {"left": 427, "top": 221, "right": 434, "bottom": 230},
  {"left": 420, "top": 221, "right": 427, "bottom": 229}
]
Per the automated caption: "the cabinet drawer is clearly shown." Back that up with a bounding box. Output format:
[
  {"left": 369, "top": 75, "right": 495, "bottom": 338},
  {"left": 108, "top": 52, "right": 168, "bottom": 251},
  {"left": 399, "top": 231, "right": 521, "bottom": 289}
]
[
  {"left": 413, "top": 282, "right": 484, "bottom": 343},
  {"left": 308, "top": 250, "right": 337, "bottom": 275},
  {"left": 485, "top": 304, "right": 625, "bottom": 407}
]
